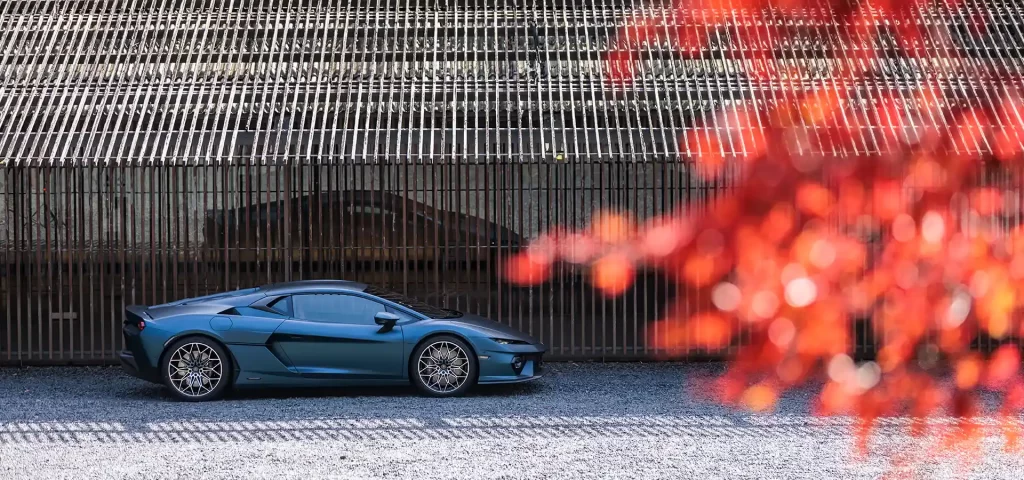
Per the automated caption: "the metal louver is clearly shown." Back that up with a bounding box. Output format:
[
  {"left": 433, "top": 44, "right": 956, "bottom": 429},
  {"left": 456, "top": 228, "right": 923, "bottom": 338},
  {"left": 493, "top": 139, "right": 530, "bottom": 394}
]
[{"left": 0, "top": 0, "right": 1019, "bottom": 166}]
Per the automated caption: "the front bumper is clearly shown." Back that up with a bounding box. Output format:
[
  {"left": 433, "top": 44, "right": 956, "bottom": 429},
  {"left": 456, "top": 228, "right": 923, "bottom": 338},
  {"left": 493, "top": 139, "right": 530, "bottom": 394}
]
[{"left": 477, "top": 350, "right": 546, "bottom": 384}]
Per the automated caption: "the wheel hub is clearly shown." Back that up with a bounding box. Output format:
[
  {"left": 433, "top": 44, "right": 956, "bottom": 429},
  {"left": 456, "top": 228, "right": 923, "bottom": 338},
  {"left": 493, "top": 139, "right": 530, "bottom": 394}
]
[
  {"left": 417, "top": 341, "right": 469, "bottom": 394},
  {"left": 167, "top": 343, "right": 223, "bottom": 398}
]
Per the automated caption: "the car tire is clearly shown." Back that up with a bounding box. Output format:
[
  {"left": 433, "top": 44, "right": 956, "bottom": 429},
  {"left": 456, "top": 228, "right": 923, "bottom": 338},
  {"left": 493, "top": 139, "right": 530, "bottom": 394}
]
[
  {"left": 410, "top": 335, "right": 478, "bottom": 397},
  {"left": 160, "top": 336, "right": 232, "bottom": 402}
]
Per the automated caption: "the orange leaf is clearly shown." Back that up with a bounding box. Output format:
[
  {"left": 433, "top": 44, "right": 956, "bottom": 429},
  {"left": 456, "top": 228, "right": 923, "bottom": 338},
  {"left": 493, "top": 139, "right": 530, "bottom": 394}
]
[
  {"left": 978, "top": 283, "right": 1015, "bottom": 339},
  {"left": 682, "top": 254, "right": 721, "bottom": 287},
  {"left": 591, "top": 212, "right": 634, "bottom": 244},
  {"left": 685, "top": 312, "right": 734, "bottom": 350},
  {"left": 872, "top": 181, "right": 905, "bottom": 222},
  {"left": 796, "top": 182, "right": 834, "bottom": 218},
  {"left": 605, "top": 50, "right": 635, "bottom": 84},
  {"left": 984, "top": 346, "right": 1020, "bottom": 388},
  {"left": 837, "top": 179, "right": 865, "bottom": 219},
  {"left": 992, "top": 128, "right": 1023, "bottom": 162},
  {"left": 761, "top": 203, "right": 795, "bottom": 243},
  {"left": 801, "top": 87, "right": 842, "bottom": 125},
  {"left": 591, "top": 253, "right": 635, "bottom": 296},
  {"left": 994, "top": 96, "right": 1024, "bottom": 161},
  {"left": 819, "top": 381, "right": 854, "bottom": 415},
  {"left": 640, "top": 219, "right": 690, "bottom": 259},
  {"left": 956, "top": 356, "right": 983, "bottom": 390},
  {"left": 683, "top": 130, "right": 725, "bottom": 179},
  {"left": 741, "top": 384, "right": 779, "bottom": 412},
  {"left": 723, "top": 108, "right": 767, "bottom": 160},
  {"left": 952, "top": 109, "right": 990, "bottom": 161},
  {"left": 504, "top": 253, "right": 551, "bottom": 285},
  {"left": 970, "top": 188, "right": 1003, "bottom": 216}
]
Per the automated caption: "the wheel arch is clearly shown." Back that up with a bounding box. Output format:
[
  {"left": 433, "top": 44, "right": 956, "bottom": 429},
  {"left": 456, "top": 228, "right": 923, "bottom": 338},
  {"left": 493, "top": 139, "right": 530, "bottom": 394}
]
[
  {"left": 407, "top": 331, "right": 479, "bottom": 380},
  {"left": 160, "top": 332, "right": 241, "bottom": 384}
]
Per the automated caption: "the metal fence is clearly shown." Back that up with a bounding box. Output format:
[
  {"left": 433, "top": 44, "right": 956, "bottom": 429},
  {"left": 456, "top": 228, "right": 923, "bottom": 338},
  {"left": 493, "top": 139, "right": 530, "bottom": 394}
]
[
  {"left": 1, "top": 161, "right": 698, "bottom": 363},
  {"left": 1, "top": 0, "right": 1020, "bottom": 363}
]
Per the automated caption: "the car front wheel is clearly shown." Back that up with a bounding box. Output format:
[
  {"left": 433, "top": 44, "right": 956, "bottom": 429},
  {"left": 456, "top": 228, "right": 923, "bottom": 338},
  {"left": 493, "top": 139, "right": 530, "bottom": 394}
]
[
  {"left": 161, "top": 336, "right": 231, "bottom": 402},
  {"left": 411, "top": 335, "right": 477, "bottom": 397}
]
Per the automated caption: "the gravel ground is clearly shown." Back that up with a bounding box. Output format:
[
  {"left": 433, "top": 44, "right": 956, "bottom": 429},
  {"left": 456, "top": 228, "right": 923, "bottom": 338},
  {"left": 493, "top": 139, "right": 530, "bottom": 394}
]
[{"left": 0, "top": 363, "right": 1022, "bottom": 479}]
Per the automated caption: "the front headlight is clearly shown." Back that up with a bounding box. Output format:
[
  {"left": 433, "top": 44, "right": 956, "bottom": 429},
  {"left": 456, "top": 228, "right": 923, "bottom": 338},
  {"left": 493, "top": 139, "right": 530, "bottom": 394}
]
[{"left": 492, "top": 338, "right": 528, "bottom": 345}]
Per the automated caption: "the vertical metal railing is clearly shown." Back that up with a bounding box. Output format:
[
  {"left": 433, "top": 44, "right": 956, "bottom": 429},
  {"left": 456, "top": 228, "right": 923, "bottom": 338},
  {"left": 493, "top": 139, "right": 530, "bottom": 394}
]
[{"left": 0, "top": 0, "right": 1019, "bottom": 363}]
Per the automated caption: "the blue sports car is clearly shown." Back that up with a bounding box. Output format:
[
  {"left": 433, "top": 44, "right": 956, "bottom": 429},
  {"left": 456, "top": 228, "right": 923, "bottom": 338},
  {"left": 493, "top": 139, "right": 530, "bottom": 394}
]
[{"left": 120, "top": 280, "right": 545, "bottom": 401}]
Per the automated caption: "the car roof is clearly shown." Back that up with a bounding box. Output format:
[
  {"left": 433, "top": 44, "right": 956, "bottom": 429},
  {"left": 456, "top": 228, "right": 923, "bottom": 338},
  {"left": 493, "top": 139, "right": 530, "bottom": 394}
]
[{"left": 258, "top": 279, "right": 368, "bottom": 295}]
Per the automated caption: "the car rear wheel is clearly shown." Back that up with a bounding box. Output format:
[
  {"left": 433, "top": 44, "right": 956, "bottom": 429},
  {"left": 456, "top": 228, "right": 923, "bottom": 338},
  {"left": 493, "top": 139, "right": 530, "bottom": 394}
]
[
  {"left": 411, "top": 335, "right": 477, "bottom": 397},
  {"left": 161, "top": 336, "right": 231, "bottom": 402}
]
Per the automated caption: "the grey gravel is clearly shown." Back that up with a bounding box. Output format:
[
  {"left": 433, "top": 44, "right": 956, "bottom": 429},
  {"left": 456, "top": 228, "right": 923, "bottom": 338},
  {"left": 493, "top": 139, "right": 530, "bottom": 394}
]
[{"left": 0, "top": 363, "right": 1021, "bottom": 479}]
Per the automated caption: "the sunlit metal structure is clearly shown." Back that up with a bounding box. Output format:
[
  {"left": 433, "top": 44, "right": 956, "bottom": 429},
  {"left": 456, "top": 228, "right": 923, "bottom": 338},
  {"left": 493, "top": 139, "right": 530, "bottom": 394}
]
[{"left": 1, "top": 0, "right": 1021, "bottom": 363}]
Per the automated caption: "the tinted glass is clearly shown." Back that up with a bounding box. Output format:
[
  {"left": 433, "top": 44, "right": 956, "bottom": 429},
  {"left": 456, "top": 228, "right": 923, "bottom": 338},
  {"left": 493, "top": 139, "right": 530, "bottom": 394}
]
[
  {"left": 268, "top": 296, "right": 292, "bottom": 316},
  {"left": 226, "top": 307, "right": 287, "bottom": 318},
  {"left": 292, "top": 294, "right": 385, "bottom": 325},
  {"left": 363, "top": 286, "right": 461, "bottom": 319}
]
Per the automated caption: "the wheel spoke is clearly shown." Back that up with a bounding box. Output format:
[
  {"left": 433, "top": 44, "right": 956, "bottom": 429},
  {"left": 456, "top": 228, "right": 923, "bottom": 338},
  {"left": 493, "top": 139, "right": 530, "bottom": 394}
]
[
  {"left": 167, "top": 342, "right": 223, "bottom": 398},
  {"left": 417, "top": 341, "right": 469, "bottom": 394}
]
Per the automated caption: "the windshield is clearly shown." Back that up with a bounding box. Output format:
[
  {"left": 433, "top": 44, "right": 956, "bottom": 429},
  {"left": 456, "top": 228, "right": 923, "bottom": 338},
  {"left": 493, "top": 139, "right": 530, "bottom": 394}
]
[{"left": 364, "top": 286, "right": 462, "bottom": 319}]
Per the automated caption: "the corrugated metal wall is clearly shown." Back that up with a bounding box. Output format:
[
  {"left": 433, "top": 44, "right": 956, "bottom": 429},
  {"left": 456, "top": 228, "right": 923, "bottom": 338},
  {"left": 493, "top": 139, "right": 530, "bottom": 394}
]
[{"left": 1, "top": 0, "right": 1020, "bottom": 363}]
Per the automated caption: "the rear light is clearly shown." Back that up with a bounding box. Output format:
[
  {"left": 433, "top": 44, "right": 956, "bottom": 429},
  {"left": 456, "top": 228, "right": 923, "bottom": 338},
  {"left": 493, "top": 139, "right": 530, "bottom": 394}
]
[{"left": 138, "top": 321, "right": 146, "bottom": 331}]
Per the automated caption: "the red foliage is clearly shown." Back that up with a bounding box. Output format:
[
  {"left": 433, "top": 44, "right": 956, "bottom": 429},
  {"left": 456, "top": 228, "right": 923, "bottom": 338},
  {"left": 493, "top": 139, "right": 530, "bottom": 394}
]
[{"left": 505, "top": 0, "right": 1024, "bottom": 462}]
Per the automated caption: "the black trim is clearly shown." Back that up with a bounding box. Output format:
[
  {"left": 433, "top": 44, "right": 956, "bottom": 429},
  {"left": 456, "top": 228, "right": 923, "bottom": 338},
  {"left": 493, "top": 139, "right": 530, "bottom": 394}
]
[
  {"left": 526, "top": 353, "right": 544, "bottom": 374},
  {"left": 266, "top": 341, "right": 295, "bottom": 368},
  {"left": 119, "top": 350, "right": 140, "bottom": 374},
  {"left": 268, "top": 332, "right": 389, "bottom": 344},
  {"left": 120, "top": 327, "right": 160, "bottom": 383},
  {"left": 250, "top": 295, "right": 293, "bottom": 315}
]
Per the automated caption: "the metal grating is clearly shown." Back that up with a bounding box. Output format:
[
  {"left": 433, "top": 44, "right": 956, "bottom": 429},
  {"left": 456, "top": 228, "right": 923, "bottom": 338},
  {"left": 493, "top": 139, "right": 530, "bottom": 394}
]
[
  {"left": 0, "top": 0, "right": 1017, "bottom": 166},
  {"left": 0, "top": 0, "right": 1022, "bottom": 363}
]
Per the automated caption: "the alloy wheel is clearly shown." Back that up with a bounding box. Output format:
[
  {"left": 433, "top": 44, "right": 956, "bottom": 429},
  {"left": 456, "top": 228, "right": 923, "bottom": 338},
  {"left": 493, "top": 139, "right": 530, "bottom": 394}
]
[
  {"left": 417, "top": 341, "right": 470, "bottom": 394},
  {"left": 167, "top": 342, "right": 223, "bottom": 398}
]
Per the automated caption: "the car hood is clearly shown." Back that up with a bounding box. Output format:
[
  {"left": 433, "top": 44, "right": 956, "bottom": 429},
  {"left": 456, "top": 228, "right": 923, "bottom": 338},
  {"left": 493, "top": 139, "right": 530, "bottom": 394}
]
[{"left": 435, "top": 314, "right": 539, "bottom": 344}]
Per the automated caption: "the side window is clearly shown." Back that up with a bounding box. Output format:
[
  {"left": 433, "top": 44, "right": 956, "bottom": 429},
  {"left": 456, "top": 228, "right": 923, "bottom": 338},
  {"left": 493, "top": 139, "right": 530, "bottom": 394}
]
[
  {"left": 385, "top": 305, "right": 418, "bottom": 320},
  {"left": 223, "top": 307, "right": 287, "bottom": 319},
  {"left": 292, "top": 294, "right": 386, "bottom": 325},
  {"left": 268, "top": 296, "right": 292, "bottom": 316}
]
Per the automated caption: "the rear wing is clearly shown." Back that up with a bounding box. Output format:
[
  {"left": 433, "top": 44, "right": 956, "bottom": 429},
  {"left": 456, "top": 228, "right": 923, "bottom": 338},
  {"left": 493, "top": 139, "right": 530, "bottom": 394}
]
[{"left": 124, "top": 305, "right": 152, "bottom": 326}]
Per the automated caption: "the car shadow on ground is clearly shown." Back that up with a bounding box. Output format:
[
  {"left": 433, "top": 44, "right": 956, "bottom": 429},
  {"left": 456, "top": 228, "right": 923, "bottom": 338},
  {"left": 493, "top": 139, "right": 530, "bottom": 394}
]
[
  {"left": 218, "top": 381, "right": 545, "bottom": 401},
  {"left": 116, "top": 362, "right": 594, "bottom": 402}
]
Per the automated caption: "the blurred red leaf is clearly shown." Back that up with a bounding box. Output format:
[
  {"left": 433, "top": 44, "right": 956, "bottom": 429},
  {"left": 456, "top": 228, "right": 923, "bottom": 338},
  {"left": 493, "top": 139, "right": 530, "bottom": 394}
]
[
  {"left": 504, "top": 253, "right": 551, "bottom": 285},
  {"left": 984, "top": 346, "right": 1020, "bottom": 388},
  {"left": 592, "top": 253, "right": 635, "bottom": 296},
  {"left": 509, "top": 0, "right": 1024, "bottom": 465}
]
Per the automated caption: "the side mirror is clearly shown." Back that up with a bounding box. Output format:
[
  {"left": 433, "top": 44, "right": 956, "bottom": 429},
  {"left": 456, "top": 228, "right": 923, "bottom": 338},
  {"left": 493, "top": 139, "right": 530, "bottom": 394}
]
[{"left": 374, "top": 312, "right": 400, "bottom": 332}]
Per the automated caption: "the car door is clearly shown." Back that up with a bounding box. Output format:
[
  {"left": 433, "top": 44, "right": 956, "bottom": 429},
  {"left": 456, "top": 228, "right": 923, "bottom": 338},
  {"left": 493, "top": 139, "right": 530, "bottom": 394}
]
[{"left": 273, "top": 293, "right": 404, "bottom": 379}]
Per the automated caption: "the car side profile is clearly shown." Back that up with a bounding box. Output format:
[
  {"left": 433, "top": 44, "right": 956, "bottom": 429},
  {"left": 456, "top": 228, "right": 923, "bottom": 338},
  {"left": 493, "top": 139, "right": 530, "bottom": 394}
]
[{"left": 120, "top": 280, "right": 545, "bottom": 401}]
